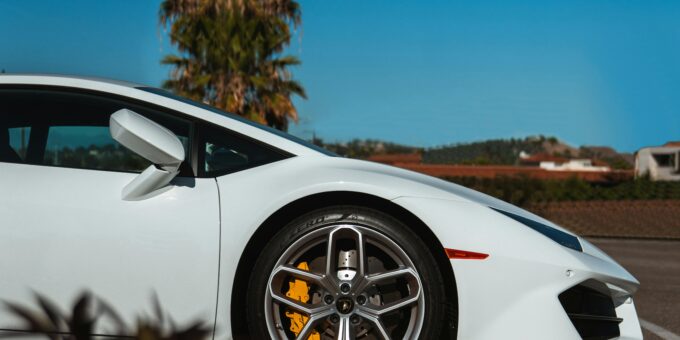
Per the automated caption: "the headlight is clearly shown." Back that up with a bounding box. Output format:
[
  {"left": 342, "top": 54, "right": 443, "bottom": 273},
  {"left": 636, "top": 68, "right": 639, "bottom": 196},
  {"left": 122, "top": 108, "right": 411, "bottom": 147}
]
[{"left": 492, "top": 208, "right": 583, "bottom": 252}]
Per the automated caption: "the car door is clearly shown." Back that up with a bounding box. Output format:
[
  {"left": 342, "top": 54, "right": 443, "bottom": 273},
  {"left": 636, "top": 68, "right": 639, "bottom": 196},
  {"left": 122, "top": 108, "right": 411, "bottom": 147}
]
[{"left": 0, "top": 87, "right": 220, "bottom": 336}]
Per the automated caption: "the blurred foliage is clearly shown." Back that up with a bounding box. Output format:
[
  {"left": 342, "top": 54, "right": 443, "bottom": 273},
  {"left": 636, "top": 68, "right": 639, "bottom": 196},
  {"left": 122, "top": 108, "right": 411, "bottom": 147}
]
[
  {"left": 445, "top": 176, "right": 680, "bottom": 207},
  {"left": 423, "top": 136, "right": 548, "bottom": 165},
  {"left": 2, "top": 292, "right": 211, "bottom": 340},
  {"left": 160, "top": 0, "right": 305, "bottom": 131},
  {"left": 601, "top": 156, "right": 634, "bottom": 170}
]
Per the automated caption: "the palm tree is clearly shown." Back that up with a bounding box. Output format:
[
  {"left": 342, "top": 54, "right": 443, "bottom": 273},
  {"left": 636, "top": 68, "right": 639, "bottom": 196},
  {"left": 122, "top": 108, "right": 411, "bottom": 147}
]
[{"left": 160, "top": 0, "right": 305, "bottom": 130}]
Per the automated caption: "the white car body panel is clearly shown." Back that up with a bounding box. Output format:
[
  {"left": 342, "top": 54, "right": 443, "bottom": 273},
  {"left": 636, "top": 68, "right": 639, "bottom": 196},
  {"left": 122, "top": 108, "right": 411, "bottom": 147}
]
[
  {"left": 0, "top": 162, "right": 220, "bottom": 330},
  {"left": 0, "top": 75, "right": 642, "bottom": 339}
]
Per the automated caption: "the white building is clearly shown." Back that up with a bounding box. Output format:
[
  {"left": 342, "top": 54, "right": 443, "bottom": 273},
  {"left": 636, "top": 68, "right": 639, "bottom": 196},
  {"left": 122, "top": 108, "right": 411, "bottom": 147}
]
[
  {"left": 539, "top": 159, "right": 610, "bottom": 172},
  {"left": 519, "top": 152, "right": 611, "bottom": 172},
  {"left": 635, "top": 142, "right": 680, "bottom": 181}
]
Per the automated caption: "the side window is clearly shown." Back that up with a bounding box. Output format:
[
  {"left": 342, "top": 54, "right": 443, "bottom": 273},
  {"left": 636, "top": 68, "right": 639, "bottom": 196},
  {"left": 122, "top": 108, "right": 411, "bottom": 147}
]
[
  {"left": 653, "top": 154, "right": 674, "bottom": 168},
  {"left": 0, "top": 88, "right": 193, "bottom": 174},
  {"left": 43, "top": 126, "right": 149, "bottom": 171},
  {"left": 200, "top": 123, "right": 289, "bottom": 177},
  {"left": 7, "top": 127, "right": 30, "bottom": 161}
]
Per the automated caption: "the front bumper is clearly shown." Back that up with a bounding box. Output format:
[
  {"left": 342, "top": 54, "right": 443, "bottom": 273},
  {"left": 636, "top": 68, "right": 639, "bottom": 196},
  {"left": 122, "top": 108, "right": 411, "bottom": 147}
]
[{"left": 393, "top": 197, "right": 642, "bottom": 340}]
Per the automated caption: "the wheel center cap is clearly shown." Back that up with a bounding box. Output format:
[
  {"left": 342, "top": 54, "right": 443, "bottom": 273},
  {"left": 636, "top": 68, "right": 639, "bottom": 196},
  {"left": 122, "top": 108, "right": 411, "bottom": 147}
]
[{"left": 336, "top": 297, "right": 354, "bottom": 314}]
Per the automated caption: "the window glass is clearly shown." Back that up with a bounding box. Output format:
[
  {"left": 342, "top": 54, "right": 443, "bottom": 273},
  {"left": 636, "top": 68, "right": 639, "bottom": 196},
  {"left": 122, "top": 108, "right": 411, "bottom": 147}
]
[
  {"left": 7, "top": 127, "right": 30, "bottom": 161},
  {"left": 201, "top": 123, "right": 289, "bottom": 177},
  {"left": 654, "top": 154, "right": 674, "bottom": 167},
  {"left": 44, "top": 126, "right": 149, "bottom": 171},
  {"left": 0, "top": 88, "right": 193, "bottom": 174}
]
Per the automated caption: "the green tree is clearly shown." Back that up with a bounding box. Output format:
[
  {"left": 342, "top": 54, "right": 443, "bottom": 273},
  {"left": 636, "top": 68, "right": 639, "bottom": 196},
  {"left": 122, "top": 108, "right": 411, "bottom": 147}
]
[{"left": 160, "top": 0, "right": 306, "bottom": 130}]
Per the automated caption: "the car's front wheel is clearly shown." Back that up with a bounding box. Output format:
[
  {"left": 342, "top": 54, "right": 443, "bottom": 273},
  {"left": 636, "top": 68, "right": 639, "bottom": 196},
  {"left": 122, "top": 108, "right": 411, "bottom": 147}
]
[{"left": 246, "top": 206, "right": 449, "bottom": 339}]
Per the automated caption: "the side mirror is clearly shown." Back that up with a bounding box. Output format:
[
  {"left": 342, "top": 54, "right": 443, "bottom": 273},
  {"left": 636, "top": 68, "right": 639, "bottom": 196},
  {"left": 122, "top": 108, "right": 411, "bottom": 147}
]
[{"left": 110, "top": 109, "right": 185, "bottom": 200}]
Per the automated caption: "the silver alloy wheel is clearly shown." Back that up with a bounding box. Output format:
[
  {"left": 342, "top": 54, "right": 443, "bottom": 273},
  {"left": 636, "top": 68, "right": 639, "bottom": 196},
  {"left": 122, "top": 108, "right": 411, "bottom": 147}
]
[{"left": 265, "top": 224, "right": 425, "bottom": 340}]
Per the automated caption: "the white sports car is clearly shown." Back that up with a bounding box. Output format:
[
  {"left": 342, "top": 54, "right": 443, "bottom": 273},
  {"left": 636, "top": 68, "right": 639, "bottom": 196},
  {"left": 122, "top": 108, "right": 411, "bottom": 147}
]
[{"left": 0, "top": 75, "right": 641, "bottom": 340}]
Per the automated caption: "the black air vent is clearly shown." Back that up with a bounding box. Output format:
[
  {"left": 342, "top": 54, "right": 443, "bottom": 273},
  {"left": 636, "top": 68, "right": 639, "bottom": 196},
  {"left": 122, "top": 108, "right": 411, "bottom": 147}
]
[{"left": 559, "top": 281, "right": 622, "bottom": 340}]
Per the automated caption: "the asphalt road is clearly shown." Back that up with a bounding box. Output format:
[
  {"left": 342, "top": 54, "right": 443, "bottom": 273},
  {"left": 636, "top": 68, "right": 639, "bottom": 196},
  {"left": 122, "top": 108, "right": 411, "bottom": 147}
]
[{"left": 589, "top": 238, "right": 680, "bottom": 340}]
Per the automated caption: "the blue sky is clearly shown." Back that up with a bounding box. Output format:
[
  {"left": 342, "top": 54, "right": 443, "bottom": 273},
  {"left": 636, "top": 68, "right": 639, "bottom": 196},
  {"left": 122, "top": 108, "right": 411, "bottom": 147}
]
[{"left": 1, "top": 0, "right": 678, "bottom": 152}]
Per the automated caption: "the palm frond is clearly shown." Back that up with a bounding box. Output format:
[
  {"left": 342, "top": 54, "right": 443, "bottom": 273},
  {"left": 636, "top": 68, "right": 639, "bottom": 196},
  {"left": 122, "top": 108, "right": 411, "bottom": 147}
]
[
  {"left": 159, "top": 0, "right": 305, "bottom": 131},
  {"left": 3, "top": 292, "right": 211, "bottom": 340}
]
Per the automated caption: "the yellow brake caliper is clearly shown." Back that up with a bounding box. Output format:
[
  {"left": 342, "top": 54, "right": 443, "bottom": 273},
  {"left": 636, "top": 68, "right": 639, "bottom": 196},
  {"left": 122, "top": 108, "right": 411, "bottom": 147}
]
[{"left": 284, "top": 262, "right": 321, "bottom": 340}]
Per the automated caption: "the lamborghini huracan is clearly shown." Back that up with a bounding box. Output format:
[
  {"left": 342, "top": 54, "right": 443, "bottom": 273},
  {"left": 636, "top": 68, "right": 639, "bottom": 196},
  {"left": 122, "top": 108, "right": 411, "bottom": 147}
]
[{"left": 0, "top": 75, "right": 642, "bottom": 339}]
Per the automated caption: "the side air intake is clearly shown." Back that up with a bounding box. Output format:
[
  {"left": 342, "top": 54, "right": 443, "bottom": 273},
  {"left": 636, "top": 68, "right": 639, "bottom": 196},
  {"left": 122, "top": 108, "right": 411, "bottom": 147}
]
[{"left": 559, "top": 281, "right": 622, "bottom": 340}]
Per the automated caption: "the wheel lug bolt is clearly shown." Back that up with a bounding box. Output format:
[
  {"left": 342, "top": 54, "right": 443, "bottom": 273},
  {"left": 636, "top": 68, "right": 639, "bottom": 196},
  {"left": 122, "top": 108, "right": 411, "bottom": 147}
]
[
  {"left": 329, "top": 314, "right": 340, "bottom": 324},
  {"left": 351, "top": 315, "right": 361, "bottom": 324},
  {"left": 324, "top": 295, "right": 334, "bottom": 304},
  {"left": 356, "top": 295, "right": 366, "bottom": 305},
  {"left": 340, "top": 283, "right": 351, "bottom": 293}
]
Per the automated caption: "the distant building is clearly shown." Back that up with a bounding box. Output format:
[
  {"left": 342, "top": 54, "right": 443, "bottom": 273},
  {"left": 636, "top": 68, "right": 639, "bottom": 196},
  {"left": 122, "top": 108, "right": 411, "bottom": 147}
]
[
  {"left": 635, "top": 142, "right": 680, "bottom": 181},
  {"left": 539, "top": 159, "right": 610, "bottom": 172},
  {"left": 519, "top": 153, "right": 610, "bottom": 172}
]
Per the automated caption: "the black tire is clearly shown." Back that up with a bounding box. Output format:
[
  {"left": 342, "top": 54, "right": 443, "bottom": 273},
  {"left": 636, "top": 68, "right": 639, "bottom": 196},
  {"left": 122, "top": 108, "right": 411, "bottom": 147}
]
[{"left": 245, "top": 206, "right": 449, "bottom": 339}]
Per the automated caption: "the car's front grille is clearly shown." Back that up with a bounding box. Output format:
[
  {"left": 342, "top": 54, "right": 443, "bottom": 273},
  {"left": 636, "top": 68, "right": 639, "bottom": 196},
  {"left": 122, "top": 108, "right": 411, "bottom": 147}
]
[{"left": 559, "top": 281, "right": 622, "bottom": 340}]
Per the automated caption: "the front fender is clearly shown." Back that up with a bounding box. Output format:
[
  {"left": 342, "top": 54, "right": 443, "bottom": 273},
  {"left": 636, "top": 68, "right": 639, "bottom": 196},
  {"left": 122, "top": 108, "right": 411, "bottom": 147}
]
[{"left": 392, "top": 196, "right": 641, "bottom": 340}]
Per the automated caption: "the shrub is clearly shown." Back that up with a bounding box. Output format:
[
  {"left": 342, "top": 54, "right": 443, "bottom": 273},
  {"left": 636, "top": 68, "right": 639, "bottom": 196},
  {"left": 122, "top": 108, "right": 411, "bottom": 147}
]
[{"left": 443, "top": 176, "right": 680, "bottom": 207}]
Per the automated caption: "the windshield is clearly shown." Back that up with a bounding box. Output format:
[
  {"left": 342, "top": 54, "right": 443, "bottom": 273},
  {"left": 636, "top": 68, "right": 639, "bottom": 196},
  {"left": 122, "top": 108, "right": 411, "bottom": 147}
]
[{"left": 137, "top": 87, "right": 336, "bottom": 156}]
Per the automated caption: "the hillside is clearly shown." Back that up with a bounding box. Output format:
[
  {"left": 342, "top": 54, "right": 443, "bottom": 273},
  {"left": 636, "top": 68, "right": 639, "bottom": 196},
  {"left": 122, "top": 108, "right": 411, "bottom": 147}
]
[
  {"left": 317, "top": 136, "right": 634, "bottom": 169},
  {"left": 423, "top": 136, "right": 549, "bottom": 165}
]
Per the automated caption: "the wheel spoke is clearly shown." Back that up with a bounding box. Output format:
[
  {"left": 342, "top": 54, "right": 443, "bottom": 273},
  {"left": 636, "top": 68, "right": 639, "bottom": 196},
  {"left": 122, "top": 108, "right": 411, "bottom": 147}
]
[
  {"left": 296, "top": 311, "right": 333, "bottom": 340},
  {"left": 368, "top": 267, "right": 418, "bottom": 283},
  {"left": 269, "top": 291, "right": 329, "bottom": 315},
  {"left": 325, "top": 226, "right": 366, "bottom": 281},
  {"left": 355, "top": 311, "right": 391, "bottom": 340},
  {"left": 355, "top": 267, "right": 420, "bottom": 294},
  {"left": 273, "top": 264, "right": 335, "bottom": 292},
  {"left": 357, "top": 267, "right": 421, "bottom": 315},
  {"left": 336, "top": 316, "right": 355, "bottom": 340},
  {"left": 356, "top": 229, "right": 366, "bottom": 278},
  {"left": 361, "top": 294, "right": 419, "bottom": 315}
]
